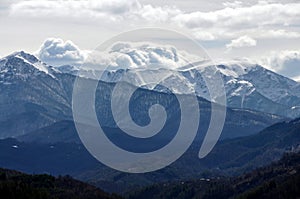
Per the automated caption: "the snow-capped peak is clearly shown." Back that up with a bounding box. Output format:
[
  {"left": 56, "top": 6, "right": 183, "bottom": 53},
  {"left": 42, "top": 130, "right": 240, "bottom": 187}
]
[
  {"left": 0, "top": 51, "right": 57, "bottom": 78},
  {"left": 10, "top": 51, "right": 39, "bottom": 64},
  {"left": 214, "top": 59, "right": 258, "bottom": 78}
]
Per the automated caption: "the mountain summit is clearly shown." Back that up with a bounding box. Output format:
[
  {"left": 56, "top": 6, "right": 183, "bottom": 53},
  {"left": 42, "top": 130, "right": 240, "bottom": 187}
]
[{"left": 0, "top": 51, "right": 57, "bottom": 83}]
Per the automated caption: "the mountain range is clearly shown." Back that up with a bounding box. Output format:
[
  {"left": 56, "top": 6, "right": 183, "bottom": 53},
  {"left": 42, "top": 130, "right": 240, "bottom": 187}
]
[
  {"left": 92, "top": 61, "right": 300, "bottom": 118},
  {"left": 0, "top": 48, "right": 300, "bottom": 194},
  {"left": 0, "top": 50, "right": 288, "bottom": 140},
  {"left": 56, "top": 43, "right": 300, "bottom": 118}
]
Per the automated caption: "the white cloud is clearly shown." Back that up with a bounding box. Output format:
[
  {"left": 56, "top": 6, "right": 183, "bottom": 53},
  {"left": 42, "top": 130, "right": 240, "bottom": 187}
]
[
  {"left": 37, "top": 38, "right": 86, "bottom": 66},
  {"left": 10, "top": 0, "right": 139, "bottom": 18},
  {"left": 172, "top": 2, "right": 300, "bottom": 41},
  {"left": 239, "top": 29, "right": 300, "bottom": 39},
  {"left": 222, "top": 1, "right": 244, "bottom": 8},
  {"left": 226, "top": 35, "right": 257, "bottom": 49},
  {"left": 8, "top": 1, "right": 300, "bottom": 41},
  {"left": 85, "top": 42, "right": 201, "bottom": 70},
  {"left": 261, "top": 50, "right": 300, "bottom": 80},
  {"left": 108, "top": 42, "right": 189, "bottom": 69},
  {"left": 9, "top": 0, "right": 181, "bottom": 23},
  {"left": 193, "top": 30, "right": 216, "bottom": 41},
  {"left": 138, "top": 4, "right": 181, "bottom": 22},
  {"left": 261, "top": 29, "right": 300, "bottom": 39},
  {"left": 174, "top": 3, "right": 300, "bottom": 29},
  {"left": 5, "top": 0, "right": 300, "bottom": 54}
]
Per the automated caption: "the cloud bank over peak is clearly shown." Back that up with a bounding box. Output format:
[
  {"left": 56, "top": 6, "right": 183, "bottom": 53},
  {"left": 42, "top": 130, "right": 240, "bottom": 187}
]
[
  {"left": 37, "top": 38, "right": 86, "bottom": 67},
  {"left": 33, "top": 38, "right": 299, "bottom": 82},
  {"left": 261, "top": 50, "right": 300, "bottom": 81},
  {"left": 85, "top": 42, "right": 202, "bottom": 70}
]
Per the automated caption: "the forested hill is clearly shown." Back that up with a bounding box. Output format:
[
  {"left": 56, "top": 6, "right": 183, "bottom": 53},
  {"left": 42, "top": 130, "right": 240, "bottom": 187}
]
[
  {"left": 0, "top": 168, "right": 122, "bottom": 199},
  {"left": 126, "top": 151, "right": 300, "bottom": 199}
]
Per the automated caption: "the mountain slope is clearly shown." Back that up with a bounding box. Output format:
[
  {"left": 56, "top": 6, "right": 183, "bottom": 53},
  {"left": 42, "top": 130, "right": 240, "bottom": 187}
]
[
  {"left": 17, "top": 120, "right": 81, "bottom": 144},
  {"left": 201, "top": 117, "right": 300, "bottom": 174},
  {"left": 0, "top": 51, "right": 73, "bottom": 138}
]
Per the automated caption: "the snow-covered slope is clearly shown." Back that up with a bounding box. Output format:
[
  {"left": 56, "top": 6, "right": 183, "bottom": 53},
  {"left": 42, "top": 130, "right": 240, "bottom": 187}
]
[
  {"left": 0, "top": 51, "right": 72, "bottom": 138},
  {"left": 62, "top": 43, "right": 300, "bottom": 118},
  {"left": 213, "top": 62, "right": 300, "bottom": 118},
  {"left": 92, "top": 63, "right": 300, "bottom": 118}
]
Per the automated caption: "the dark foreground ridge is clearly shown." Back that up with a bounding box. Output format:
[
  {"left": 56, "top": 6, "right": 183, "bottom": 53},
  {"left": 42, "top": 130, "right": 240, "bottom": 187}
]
[
  {"left": 0, "top": 168, "right": 122, "bottom": 199},
  {"left": 126, "top": 151, "right": 300, "bottom": 199}
]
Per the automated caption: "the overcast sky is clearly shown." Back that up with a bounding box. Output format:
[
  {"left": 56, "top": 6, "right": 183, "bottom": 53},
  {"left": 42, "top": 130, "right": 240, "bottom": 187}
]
[{"left": 0, "top": 0, "right": 299, "bottom": 80}]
